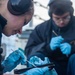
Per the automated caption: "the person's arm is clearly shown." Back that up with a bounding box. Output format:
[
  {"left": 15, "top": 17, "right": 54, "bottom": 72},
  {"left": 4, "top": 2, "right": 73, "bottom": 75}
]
[
  {"left": 25, "top": 28, "right": 51, "bottom": 75},
  {"left": 25, "top": 24, "right": 48, "bottom": 60}
]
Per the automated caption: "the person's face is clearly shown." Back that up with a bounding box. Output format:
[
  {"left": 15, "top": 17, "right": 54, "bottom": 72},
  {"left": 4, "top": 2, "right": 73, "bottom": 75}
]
[
  {"left": 52, "top": 12, "right": 71, "bottom": 27},
  {"left": 3, "top": 12, "right": 33, "bottom": 36},
  {"left": 1, "top": 0, "right": 34, "bottom": 36}
]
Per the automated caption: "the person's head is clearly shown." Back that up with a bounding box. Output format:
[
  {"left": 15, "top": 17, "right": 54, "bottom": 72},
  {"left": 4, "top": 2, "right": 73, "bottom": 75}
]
[
  {"left": 48, "top": 0, "right": 74, "bottom": 27},
  {"left": 0, "top": 0, "right": 34, "bottom": 36}
]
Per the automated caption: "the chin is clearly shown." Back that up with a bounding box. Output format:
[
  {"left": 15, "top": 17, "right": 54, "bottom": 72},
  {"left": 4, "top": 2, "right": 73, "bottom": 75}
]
[
  {"left": 60, "top": 26, "right": 65, "bottom": 28},
  {"left": 59, "top": 25, "right": 66, "bottom": 27}
]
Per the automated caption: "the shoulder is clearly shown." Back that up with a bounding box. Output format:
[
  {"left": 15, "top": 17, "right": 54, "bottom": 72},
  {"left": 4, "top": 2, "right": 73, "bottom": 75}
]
[{"left": 35, "top": 19, "right": 51, "bottom": 31}]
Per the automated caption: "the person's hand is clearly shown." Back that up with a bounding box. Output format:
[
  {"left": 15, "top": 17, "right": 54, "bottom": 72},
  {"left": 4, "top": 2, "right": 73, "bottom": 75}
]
[
  {"left": 2, "top": 48, "right": 26, "bottom": 73},
  {"left": 24, "top": 67, "right": 49, "bottom": 75},
  {"left": 60, "top": 43, "right": 71, "bottom": 55},
  {"left": 29, "top": 56, "right": 50, "bottom": 66},
  {"left": 50, "top": 36, "right": 64, "bottom": 50},
  {"left": 22, "top": 56, "right": 50, "bottom": 75}
]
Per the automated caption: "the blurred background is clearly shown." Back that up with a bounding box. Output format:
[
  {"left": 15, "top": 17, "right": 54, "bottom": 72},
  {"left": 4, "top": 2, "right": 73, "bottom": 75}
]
[{"left": 2, "top": 0, "right": 75, "bottom": 74}]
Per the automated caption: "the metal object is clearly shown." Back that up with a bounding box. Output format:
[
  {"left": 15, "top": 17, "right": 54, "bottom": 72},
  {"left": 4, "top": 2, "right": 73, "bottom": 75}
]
[
  {"left": 52, "top": 30, "right": 58, "bottom": 36},
  {"left": 14, "top": 63, "right": 55, "bottom": 74},
  {"left": 26, "top": 60, "right": 37, "bottom": 68}
]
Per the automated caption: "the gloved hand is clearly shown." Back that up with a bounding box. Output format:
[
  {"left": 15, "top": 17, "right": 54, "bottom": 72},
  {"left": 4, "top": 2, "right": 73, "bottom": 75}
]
[
  {"left": 22, "top": 56, "right": 50, "bottom": 75},
  {"left": 50, "top": 36, "right": 64, "bottom": 50},
  {"left": 29, "top": 56, "right": 50, "bottom": 66},
  {"left": 2, "top": 48, "right": 26, "bottom": 73},
  {"left": 60, "top": 43, "right": 71, "bottom": 55},
  {"left": 24, "top": 67, "right": 49, "bottom": 75}
]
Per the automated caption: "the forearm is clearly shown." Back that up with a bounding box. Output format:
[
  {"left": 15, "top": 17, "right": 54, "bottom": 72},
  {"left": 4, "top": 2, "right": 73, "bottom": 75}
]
[{"left": 25, "top": 41, "right": 46, "bottom": 60}]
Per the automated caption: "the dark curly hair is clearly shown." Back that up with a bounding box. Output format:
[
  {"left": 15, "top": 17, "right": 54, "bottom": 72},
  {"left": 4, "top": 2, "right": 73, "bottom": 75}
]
[{"left": 48, "top": 0, "right": 74, "bottom": 17}]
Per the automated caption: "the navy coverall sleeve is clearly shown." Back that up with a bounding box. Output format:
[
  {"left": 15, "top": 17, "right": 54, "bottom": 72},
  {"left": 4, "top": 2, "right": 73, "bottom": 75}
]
[
  {"left": 25, "top": 26, "right": 47, "bottom": 60},
  {"left": 25, "top": 21, "right": 53, "bottom": 61}
]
